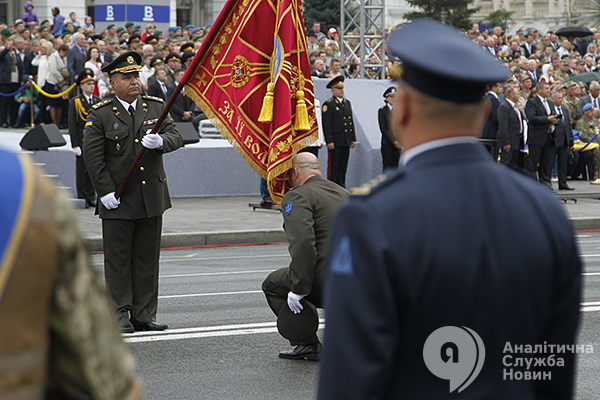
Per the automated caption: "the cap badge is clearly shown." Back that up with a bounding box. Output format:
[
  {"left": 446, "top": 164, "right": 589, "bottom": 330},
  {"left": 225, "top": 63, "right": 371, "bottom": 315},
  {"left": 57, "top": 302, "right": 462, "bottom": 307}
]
[{"left": 127, "top": 56, "right": 134, "bottom": 64}]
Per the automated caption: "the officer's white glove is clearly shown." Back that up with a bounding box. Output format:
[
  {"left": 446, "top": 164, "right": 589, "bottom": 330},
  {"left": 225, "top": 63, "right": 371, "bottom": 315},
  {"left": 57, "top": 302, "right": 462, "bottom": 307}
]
[
  {"left": 100, "top": 192, "right": 120, "bottom": 209},
  {"left": 141, "top": 128, "right": 163, "bottom": 149},
  {"left": 287, "top": 292, "right": 307, "bottom": 314},
  {"left": 72, "top": 146, "right": 82, "bottom": 157}
]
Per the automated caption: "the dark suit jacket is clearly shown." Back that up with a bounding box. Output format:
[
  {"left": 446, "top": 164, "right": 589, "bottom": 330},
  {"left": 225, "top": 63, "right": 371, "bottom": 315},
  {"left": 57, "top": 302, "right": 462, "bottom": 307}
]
[
  {"left": 68, "top": 93, "right": 100, "bottom": 148},
  {"left": 167, "top": 85, "right": 193, "bottom": 122},
  {"left": 576, "top": 94, "right": 600, "bottom": 120},
  {"left": 67, "top": 45, "right": 87, "bottom": 84},
  {"left": 23, "top": 51, "right": 37, "bottom": 81},
  {"left": 147, "top": 80, "right": 169, "bottom": 102},
  {"left": 100, "top": 51, "right": 114, "bottom": 64},
  {"left": 553, "top": 105, "right": 573, "bottom": 148},
  {"left": 319, "top": 143, "right": 581, "bottom": 400},
  {"left": 482, "top": 93, "right": 500, "bottom": 139},
  {"left": 525, "top": 96, "right": 554, "bottom": 146},
  {"left": 322, "top": 96, "right": 356, "bottom": 147},
  {"left": 83, "top": 95, "right": 183, "bottom": 220},
  {"left": 497, "top": 100, "right": 522, "bottom": 150},
  {"left": 0, "top": 48, "right": 24, "bottom": 84},
  {"left": 520, "top": 43, "right": 537, "bottom": 58},
  {"left": 378, "top": 105, "right": 395, "bottom": 146}
]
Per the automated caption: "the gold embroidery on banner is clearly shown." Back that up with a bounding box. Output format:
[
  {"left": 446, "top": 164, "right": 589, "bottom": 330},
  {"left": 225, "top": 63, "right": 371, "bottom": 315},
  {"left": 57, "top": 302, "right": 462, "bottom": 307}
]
[
  {"left": 231, "top": 56, "right": 250, "bottom": 88},
  {"left": 209, "top": 0, "right": 251, "bottom": 68}
]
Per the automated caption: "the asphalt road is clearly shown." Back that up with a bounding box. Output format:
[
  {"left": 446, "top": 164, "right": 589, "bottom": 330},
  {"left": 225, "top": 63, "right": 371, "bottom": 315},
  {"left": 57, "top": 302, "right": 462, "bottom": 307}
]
[{"left": 90, "top": 233, "right": 600, "bottom": 400}]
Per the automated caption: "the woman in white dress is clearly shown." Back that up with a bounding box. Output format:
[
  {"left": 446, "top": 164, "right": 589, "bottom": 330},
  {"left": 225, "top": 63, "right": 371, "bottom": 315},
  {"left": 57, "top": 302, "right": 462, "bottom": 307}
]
[{"left": 84, "top": 46, "right": 102, "bottom": 96}]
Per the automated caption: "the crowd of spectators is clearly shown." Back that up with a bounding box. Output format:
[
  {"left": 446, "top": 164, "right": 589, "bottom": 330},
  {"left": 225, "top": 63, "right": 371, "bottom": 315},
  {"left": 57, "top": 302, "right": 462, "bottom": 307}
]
[
  {"left": 474, "top": 23, "right": 600, "bottom": 185},
  {"left": 0, "top": 5, "right": 211, "bottom": 128}
]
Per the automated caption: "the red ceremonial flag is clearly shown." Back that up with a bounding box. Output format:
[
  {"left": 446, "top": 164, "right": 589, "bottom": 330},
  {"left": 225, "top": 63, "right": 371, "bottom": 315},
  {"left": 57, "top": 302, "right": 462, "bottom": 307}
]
[{"left": 181, "top": 0, "right": 318, "bottom": 203}]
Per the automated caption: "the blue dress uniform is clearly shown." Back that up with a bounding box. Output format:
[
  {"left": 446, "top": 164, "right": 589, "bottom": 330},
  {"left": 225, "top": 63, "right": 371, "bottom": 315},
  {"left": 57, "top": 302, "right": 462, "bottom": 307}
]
[
  {"left": 318, "top": 20, "right": 581, "bottom": 400},
  {"left": 322, "top": 76, "right": 356, "bottom": 188}
]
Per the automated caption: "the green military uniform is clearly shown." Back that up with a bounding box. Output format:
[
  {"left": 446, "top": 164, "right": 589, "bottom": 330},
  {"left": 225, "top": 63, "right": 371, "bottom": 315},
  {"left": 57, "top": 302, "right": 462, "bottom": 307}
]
[
  {"left": 575, "top": 117, "right": 599, "bottom": 179},
  {"left": 0, "top": 150, "right": 142, "bottom": 400},
  {"left": 83, "top": 52, "right": 183, "bottom": 330},
  {"left": 262, "top": 175, "right": 348, "bottom": 346},
  {"left": 564, "top": 95, "right": 580, "bottom": 126},
  {"left": 555, "top": 69, "right": 569, "bottom": 83}
]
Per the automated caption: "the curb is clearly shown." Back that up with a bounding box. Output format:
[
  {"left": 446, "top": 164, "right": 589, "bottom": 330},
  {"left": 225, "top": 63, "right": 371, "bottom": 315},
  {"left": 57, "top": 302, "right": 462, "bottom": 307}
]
[
  {"left": 85, "top": 229, "right": 287, "bottom": 252},
  {"left": 572, "top": 219, "right": 600, "bottom": 231}
]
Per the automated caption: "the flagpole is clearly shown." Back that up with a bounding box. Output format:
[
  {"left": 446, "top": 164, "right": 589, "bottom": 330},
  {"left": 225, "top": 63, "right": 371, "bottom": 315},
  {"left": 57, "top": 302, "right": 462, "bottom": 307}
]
[{"left": 114, "top": 82, "right": 185, "bottom": 199}]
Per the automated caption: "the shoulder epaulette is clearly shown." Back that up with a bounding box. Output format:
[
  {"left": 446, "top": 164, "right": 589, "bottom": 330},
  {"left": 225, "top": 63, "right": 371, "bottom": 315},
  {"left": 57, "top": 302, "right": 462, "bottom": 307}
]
[
  {"left": 350, "top": 174, "right": 391, "bottom": 196},
  {"left": 143, "top": 95, "right": 165, "bottom": 103},
  {"left": 92, "top": 99, "right": 112, "bottom": 110}
]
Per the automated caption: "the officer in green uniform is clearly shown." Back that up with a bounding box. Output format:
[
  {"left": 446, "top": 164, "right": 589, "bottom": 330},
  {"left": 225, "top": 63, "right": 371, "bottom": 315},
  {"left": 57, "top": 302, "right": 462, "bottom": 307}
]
[
  {"left": 262, "top": 152, "right": 349, "bottom": 361},
  {"left": 575, "top": 103, "right": 600, "bottom": 180},
  {"left": 322, "top": 76, "right": 356, "bottom": 188},
  {"left": 69, "top": 68, "right": 100, "bottom": 208},
  {"left": 0, "top": 149, "right": 142, "bottom": 399},
  {"left": 83, "top": 51, "right": 183, "bottom": 333}
]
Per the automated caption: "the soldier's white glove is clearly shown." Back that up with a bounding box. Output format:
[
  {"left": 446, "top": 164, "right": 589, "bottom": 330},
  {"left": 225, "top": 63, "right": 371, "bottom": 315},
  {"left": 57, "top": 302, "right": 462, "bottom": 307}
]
[
  {"left": 142, "top": 128, "right": 163, "bottom": 149},
  {"left": 100, "top": 192, "right": 120, "bottom": 209},
  {"left": 72, "top": 146, "right": 82, "bottom": 156},
  {"left": 287, "top": 292, "right": 307, "bottom": 314}
]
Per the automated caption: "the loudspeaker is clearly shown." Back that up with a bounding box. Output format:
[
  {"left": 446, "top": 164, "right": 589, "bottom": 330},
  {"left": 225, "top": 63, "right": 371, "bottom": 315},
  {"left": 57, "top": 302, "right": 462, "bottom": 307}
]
[
  {"left": 19, "top": 124, "right": 67, "bottom": 151},
  {"left": 175, "top": 122, "right": 200, "bottom": 145}
]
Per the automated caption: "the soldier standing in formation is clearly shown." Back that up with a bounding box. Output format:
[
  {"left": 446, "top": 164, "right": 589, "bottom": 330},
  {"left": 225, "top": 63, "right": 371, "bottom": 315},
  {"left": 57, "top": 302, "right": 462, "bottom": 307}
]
[
  {"left": 575, "top": 103, "right": 600, "bottom": 182},
  {"left": 0, "top": 149, "right": 142, "bottom": 399},
  {"left": 321, "top": 76, "right": 356, "bottom": 188},
  {"left": 69, "top": 67, "right": 100, "bottom": 208},
  {"left": 378, "top": 87, "right": 401, "bottom": 170},
  {"left": 83, "top": 51, "right": 183, "bottom": 333},
  {"left": 262, "top": 152, "right": 348, "bottom": 361}
]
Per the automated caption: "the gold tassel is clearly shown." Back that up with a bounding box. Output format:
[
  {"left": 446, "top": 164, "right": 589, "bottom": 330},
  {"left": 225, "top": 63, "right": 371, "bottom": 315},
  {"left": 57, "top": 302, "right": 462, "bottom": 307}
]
[
  {"left": 258, "top": 82, "right": 276, "bottom": 123},
  {"left": 294, "top": 90, "right": 310, "bottom": 131}
]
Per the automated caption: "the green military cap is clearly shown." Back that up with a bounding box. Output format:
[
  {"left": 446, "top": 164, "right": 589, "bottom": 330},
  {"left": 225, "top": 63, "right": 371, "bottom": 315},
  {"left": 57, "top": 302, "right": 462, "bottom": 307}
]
[
  {"left": 192, "top": 35, "right": 202, "bottom": 42},
  {"left": 76, "top": 67, "right": 95, "bottom": 86},
  {"left": 1, "top": 28, "right": 11, "bottom": 36},
  {"left": 125, "top": 22, "right": 134, "bottom": 28},
  {"left": 277, "top": 299, "right": 319, "bottom": 341},
  {"left": 150, "top": 55, "right": 164, "bottom": 67},
  {"left": 133, "top": 29, "right": 140, "bottom": 34},
  {"left": 73, "top": 26, "right": 81, "bottom": 32},
  {"left": 102, "top": 50, "right": 142, "bottom": 76},
  {"left": 116, "top": 27, "right": 124, "bottom": 33},
  {"left": 19, "top": 28, "right": 28, "bottom": 34},
  {"left": 155, "top": 30, "right": 162, "bottom": 36},
  {"left": 40, "top": 19, "right": 49, "bottom": 25},
  {"left": 14, "top": 19, "right": 23, "bottom": 26},
  {"left": 180, "top": 42, "right": 194, "bottom": 52},
  {"left": 172, "top": 33, "right": 181, "bottom": 38},
  {"left": 107, "top": 24, "right": 115, "bottom": 29},
  {"left": 144, "top": 35, "right": 158, "bottom": 44},
  {"left": 63, "top": 28, "right": 72, "bottom": 35},
  {"left": 38, "top": 25, "right": 47, "bottom": 32}
]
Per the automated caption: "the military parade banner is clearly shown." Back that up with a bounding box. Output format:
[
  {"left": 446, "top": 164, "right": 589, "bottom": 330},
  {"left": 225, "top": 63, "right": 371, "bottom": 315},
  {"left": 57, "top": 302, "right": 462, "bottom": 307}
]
[{"left": 182, "top": 0, "right": 318, "bottom": 203}]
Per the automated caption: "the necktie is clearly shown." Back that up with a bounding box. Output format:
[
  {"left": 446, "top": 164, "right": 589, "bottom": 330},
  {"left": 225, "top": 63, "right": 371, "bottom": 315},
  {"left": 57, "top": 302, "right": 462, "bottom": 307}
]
[
  {"left": 515, "top": 105, "right": 523, "bottom": 132},
  {"left": 82, "top": 47, "right": 86, "bottom": 56},
  {"left": 128, "top": 105, "right": 135, "bottom": 123},
  {"left": 160, "top": 82, "right": 167, "bottom": 96}
]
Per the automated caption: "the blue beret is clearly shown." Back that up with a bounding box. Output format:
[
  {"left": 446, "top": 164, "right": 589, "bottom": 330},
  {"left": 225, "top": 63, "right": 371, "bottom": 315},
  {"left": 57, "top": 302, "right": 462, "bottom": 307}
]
[
  {"left": 168, "top": 27, "right": 177, "bottom": 32},
  {"left": 185, "top": 24, "right": 194, "bottom": 29},
  {"left": 192, "top": 28, "right": 200, "bottom": 34},
  {"left": 387, "top": 19, "right": 509, "bottom": 104},
  {"left": 583, "top": 103, "right": 594, "bottom": 111},
  {"left": 134, "top": 25, "right": 141, "bottom": 29}
]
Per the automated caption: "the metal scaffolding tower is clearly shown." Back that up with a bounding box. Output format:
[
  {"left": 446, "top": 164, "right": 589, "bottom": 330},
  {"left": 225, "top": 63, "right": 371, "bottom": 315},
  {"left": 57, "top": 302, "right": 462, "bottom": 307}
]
[{"left": 340, "top": 0, "right": 386, "bottom": 79}]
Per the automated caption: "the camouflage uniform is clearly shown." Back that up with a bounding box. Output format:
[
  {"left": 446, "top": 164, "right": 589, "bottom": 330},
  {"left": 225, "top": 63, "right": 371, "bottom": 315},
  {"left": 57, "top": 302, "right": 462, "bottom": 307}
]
[
  {"left": 564, "top": 95, "right": 580, "bottom": 126},
  {"left": 555, "top": 70, "right": 569, "bottom": 83},
  {"left": 575, "top": 117, "right": 600, "bottom": 179},
  {"left": 0, "top": 150, "right": 142, "bottom": 400}
]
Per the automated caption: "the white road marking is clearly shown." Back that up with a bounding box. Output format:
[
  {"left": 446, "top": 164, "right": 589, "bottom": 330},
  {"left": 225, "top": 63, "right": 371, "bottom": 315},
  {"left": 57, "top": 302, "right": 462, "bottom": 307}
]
[
  {"left": 160, "top": 269, "right": 273, "bottom": 278},
  {"left": 159, "top": 254, "right": 288, "bottom": 262},
  {"left": 583, "top": 272, "right": 600, "bottom": 276},
  {"left": 159, "top": 290, "right": 263, "bottom": 299},
  {"left": 124, "top": 320, "right": 326, "bottom": 343}
]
